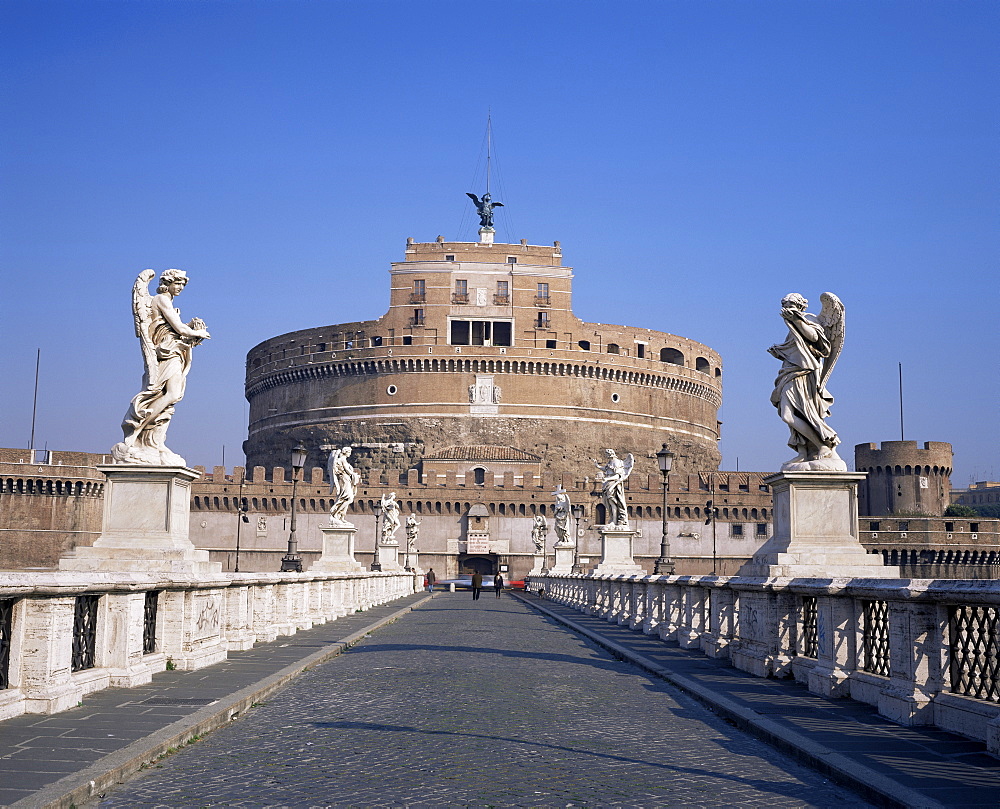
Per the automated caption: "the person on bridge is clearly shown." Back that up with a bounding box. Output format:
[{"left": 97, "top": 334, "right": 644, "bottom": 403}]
[
  {"left": 426, "top": 568, "right": 436, "bottom": 593},
  {"left": 494, "top": 572, "right": 504, "bottom": 598},
  {"left": 471, "top": 571, "right": 483, "bottom": 600}
]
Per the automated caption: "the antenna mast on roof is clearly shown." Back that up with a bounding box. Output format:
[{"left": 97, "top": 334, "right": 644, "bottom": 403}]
[{"left": 486, "top": 111, "right": 492, "bottom": 196}]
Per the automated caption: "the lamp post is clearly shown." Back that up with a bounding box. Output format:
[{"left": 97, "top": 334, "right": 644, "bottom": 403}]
[
  {"left": 571, "top": 503, "right": 585, "bottom": 573},
  {"left": 653, "top": 443, "right": 676, "bottom": 575},
  {"left": 371, "top": 499, "right": 383, "bottom": 571},
  {"left": 280, "top": 443, "right": 308, "bottom": 572},
  {"left": 234, "top": 470, "right": 249, "bottom": 572}
]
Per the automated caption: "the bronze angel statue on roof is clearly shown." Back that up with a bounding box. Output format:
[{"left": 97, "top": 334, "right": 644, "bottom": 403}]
[
  {"left": 767, "top": 292, "right": 847, "bottom": 472},
  {"left": 111, "top": 269, "right": 210, "bottom": 466},
  {"left": 466, "top": 192, "right": 503, "bottom": 228}
]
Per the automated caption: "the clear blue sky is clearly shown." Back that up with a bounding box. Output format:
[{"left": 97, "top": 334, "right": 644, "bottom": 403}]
[{"left": 2, "top": 0, "right": 997, "bottom": 484}]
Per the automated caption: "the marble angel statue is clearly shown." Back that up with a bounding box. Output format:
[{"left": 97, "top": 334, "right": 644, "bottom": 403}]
[
  {"left": 112, "top": 269, "right": 210, "bottom": 466},
  {"left": 531, "top": 514, "right": 548, "bottom": 554},
  {"left": 405, "top": 513, "right": 420, "bottom": 554},
  {"left": 327, "top": 446, "right": 361, "bottom": 525},
  {"left": 552, "top": 485, "right": 572, "bottom": 545},
  {"left": 768, "top": 292, "right": 847, "bottom": 471},
  {"left": 593, "top": 449, "right": 634, "bottom": 526},
  {"left": 380, "top": 492, "right": 401, "bottom": 544}
]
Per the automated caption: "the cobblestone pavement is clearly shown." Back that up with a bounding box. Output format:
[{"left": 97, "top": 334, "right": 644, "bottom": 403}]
[{"left": 97, "top": 593, "right": 871, "bottom": 808}]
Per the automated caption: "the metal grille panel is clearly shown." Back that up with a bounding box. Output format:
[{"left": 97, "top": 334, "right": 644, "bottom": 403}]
[
  {"left": 861, "top": 599, "right": 890, "bottom": 676},
  {"left": 72, "top": 595, "right": 99, "bottom": 672},
  {"left": 143, "top": 591, "right": 159, "bottom": 655},
  {"left": 0, "top": 599, "right": 13, "bottom": 689},
  {"left": 801, "top": 596, "right": 818, "bottom": 658},
  {"left": 949, "top": 605, "right": 1000, "bottom": 702}
]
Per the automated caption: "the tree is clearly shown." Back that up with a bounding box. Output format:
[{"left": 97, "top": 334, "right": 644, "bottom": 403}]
[{"left": 944, "top": 504, "right": 978, "bottom": 518}]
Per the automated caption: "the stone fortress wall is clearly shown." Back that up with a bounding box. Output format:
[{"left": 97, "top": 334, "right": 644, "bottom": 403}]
[
  {"left": 0, "top": 448, "right": 107, "bottom": 569},
  {"left": 243, "top": 238, "right": 723, "bottom": 478},
  {"left": 187, "top": 464, "right": 774, "bottom": 579}
]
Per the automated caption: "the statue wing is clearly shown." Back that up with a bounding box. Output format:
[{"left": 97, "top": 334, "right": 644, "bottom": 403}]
[
  {"left": 466, "top": 192, "right": 481, "bottom": 207},
  {"left": 623, "top": 453, "right": 635, "bottom": 479},
  {"left": 817, "top": 292, "right": 845, "bottom": 389},
  {"left": 492, "top": 201, "right": 504, "bottom": 208},
  {"left": 132, "top": 270, "right": 157, "bottom": 382}
]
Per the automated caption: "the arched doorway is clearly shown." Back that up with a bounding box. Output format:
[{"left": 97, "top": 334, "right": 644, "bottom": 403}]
[{"left": 460, "top": 554, "right": 496, "bottom": 577}]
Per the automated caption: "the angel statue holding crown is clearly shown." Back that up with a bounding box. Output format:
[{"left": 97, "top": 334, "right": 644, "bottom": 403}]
[
  {"left": 112, "top": 269, "right": 210, "bottom": 466},
  {"left": 768, "top": 292, "right": 847, "bottom": 472},
  {"left": 592, "top": 449, "right": 635, "bottom": 527}
]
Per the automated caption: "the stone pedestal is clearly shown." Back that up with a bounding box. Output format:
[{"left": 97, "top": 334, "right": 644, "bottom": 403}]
[
  {"left": 739, "top": 471, "right": 899, "bottom": 578},
  {"left": 479, "top": 226, "right": 495, "bottom": 245},
  {"left": 527, "top": 553, "right": 548, "bottom": 576},
  {"left": 549, "top": 544, "right": 575, "bottom": 575},
  {"left": 371, "top": 542, "right": 401, "bottom": 571},
  {"left": 403, "top": 549, "right": 420, "bottom": 572},
  {"left": 310, "top": 523, "right": 364, "bottom": 573},
  {"left": 60, "top": 465, "right": 221, "bottom": 574},
  {"left": 592, "top": 526, "right": 644, "bottom": 575}
]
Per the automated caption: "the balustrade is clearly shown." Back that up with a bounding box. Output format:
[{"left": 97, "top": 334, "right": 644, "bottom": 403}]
[
  {"left": 0, "top": 570, "right": 416, "bottom": 721},
  {"left": 531, "top": 572, "right": 1000, "bottom": 756}
]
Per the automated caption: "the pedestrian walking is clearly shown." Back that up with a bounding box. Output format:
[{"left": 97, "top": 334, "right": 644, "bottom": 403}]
[
  {"left": 471, "top": 570, "right": 483, "bottom": 600},
  {"left": 426, "top": 568, "right": 436, "bottom": 593},
  {"left": 494, "top": 572, "right": 503, "bottom": 598}
]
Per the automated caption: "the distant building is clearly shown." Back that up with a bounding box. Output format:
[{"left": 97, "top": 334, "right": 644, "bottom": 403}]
[{"left": 243, "top": 236, "right": 724, "bottom": 480}]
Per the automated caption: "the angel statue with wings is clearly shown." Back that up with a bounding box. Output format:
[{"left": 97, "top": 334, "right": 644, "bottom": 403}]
[
  {"left": 380, "top": 492, "right": 401, "bottom": 544},
  {"left": 466, "top": 191, "right": 503, "bottom": 228},
  {"left": 768, "top": 292, "right": 848, "bottom": 472},
  {"left": 593, "top": 449, "right": 635, "bottom": 527},
  {"left": 327, "top": 446, "right": 361, "bottom": 525},
  {"left": 112, "top": 269, "right": 210, "bottom": 466}
]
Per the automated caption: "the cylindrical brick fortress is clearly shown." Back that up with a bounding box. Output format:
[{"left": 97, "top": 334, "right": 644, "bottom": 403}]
[
  {"left": 855, "top": 441, "right": 953, "bottom": 517},
  {"left": 244, "top": 238, "right": 723, "bottom": 478}
]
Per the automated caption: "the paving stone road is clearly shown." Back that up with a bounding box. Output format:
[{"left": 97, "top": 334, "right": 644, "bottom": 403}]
[{"left": 97, "top": 593, "right": 871, "bottom": 808}]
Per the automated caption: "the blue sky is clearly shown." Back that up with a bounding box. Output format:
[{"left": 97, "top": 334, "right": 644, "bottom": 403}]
[{"left": 2, "top": 0, "right": 997, "bottom": 484}]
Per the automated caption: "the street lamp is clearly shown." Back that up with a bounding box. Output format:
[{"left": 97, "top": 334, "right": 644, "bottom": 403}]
[
  {"left": 654, "top": 443, "right": 676, "bottom": 575},
  {"left": 234, "top": 470, "right": 249, "bottom": 572},
  {"left": 371, "top": 499, "right": 384, "bottom": 571},
  {"left": 571, "top": 503, "right": 585, "bottom": 574},
  {"left": 280, "top": 442, "right": 308, "bottom": 572}
]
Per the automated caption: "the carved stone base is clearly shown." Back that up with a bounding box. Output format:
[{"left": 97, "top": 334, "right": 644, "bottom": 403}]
[
  {"left": 592, "top": 526, "right": 644, "bottom": 575},
  {"left": 527, "top": 552, "right": 548, "bottom": 576},
  {"left": 549, "top": 544, "right": 575, "bottom": 575},
  {"left": 739, "top": 471, "right": 899, "bottom": 578},
  {"left": 372, "top": 542, "right": 401, "bottom": 571},
  {"left": 310, "top": 524, "right": 364, "bottom": 573},
  {"left": 60, "top": 465, "right": 221, "bottom": 574}
]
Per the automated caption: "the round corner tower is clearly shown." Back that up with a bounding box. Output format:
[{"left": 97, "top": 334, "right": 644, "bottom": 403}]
[
  {"left": 855, "top": 440, "right": 953, "bottom": 517},
  {"left": 244, "top": 235, "right": 723, "bottom": 477}
]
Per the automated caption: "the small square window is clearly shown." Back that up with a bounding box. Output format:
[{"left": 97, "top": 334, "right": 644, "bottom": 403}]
[
  {"left": 507, "top": 256, "right": 517, "bottom": 264},
  {"left": 971, "top": 522, "right": 980, "bottom": 532},
  {"left": 756, "top": 523, "right": 768, "bottom": 536},
  {"left": 869, "top": 521, "right": 880, "bottom": 531},
  {"left": 945, "top": 521, "right": 954, "bottom": 532},
  {"left": 445, "top": 255, "right": 455, "bottom": 261},
  {"left": 546, "top": 339, "right": 557, "bottom": 349},
  {"left": 731, "top": 524, "right": 744, "bottom": 537}
]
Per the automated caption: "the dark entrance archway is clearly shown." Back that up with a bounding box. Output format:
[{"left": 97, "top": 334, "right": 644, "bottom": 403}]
[{"left": 459, "top": 554, "right": 496, "bottom": 577}]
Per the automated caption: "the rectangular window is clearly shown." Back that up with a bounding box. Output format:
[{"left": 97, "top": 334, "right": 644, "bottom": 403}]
[
  {"left": 971, "top": 523, "right": 980, "bottom": 533},
  {"left": 412, "top": 309, "right": 424, "bottom": 326},
  {"left": 455, "top": 279, "right": 467, "bottom": 295},
  {"left": 945, "top": 522, "right": 954, "bottom": 532},
  {"left": 636, "top": 343, "right": 646, "bottom": 359},
  {"left": 898, "top": 521, "right": 909, "bottom": 532},
  {"left": 756, "top": 523, "right": 768, "bottom": 536},
  {"left": 869, "top": 521, "right": 880, "bottom": 531},
  {"left": 413, "top": 279, "right": 425, "bottom": 295},
  {"left": 535, "top": 282, "right": 550, "bottom": 307},
  {"left": 507, "top": 256, "right": 517, "bottom": 264},
  {"left": 450, "top": 319, "right": 512, "bottom": 346},
  {"left": 445, "top": 255, "right": 455, "bottom": 261},
  {"left": 536, "top": 312, "right": 549, "bottom": 328},
  {"left": 450, "top": 320, "right": 470, "bottom": 344},
  {"left": 731, "top": 523, "right": 744, "bottom": 537}
]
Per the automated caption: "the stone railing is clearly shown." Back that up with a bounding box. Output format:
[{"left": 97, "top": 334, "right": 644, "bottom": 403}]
[
  {"left": 532, "top": 573, "right": 1000, "bottom": 755},
  {"left": 0, "top": 569, "right": 416, "bottom": 721}
]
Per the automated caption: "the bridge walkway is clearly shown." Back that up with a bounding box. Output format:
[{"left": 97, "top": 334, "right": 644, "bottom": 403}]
[{"left": 1, "top": 590, "right": 996, "bottom": 807}]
